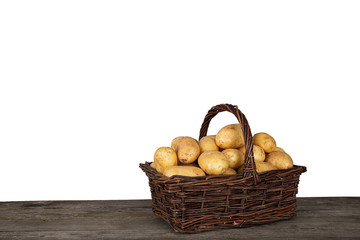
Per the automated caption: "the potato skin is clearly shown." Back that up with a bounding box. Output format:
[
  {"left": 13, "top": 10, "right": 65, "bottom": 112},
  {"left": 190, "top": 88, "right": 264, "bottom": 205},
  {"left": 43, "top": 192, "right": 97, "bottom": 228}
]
[
  {"left": 253, "top": 132, "right": 276, "bottom": 153},
  {"left": 237, "top": 164, "right": 244, "bottom": 174},
  {"left": 215, "top": 124, "right": 245, "bottom": 149},
  {"left": 177, "top": 160, "right": 200, "bottom": 168},
  {"left": 255, "top": 161, "right": 277, "bottom": 174},
  {"left": 171, "top": 136, "right": 185, "bottom": 150},
  {"left": 204, "top": 135, "right": 216, "bottom": 140},
  {"left": 222, "top": 148, "right": 244, "bottom": 169},
  {"left": 253, "top": 144, "right": 266, "bottom": 162},
  {"left": 238, "top": 162, "right": 276, "bottom": 174},
  {"left": 274, "top": 146, "right": 285, "bottom": 153},
  {"left": 199, "top": 135, "right": 219, "bottom": 153},
  {"left": 239, "top": 145, "right": 246, "bottom": 156},
  {"left": 265, "top": 151, "right": 293, "bottom": 169},
  {"left": 198, "top": 151, "right": 229, "bottom": 175},
  {"left": 163, "top": 166, "right": 206, "bottom": 177},
  {"left": 172, "top": 137, "right": 200, "bottom": 164},
  {"left": 150, "top": 162, "right": 156, "bottom": 169},
  {"left": 223, "top": 168, "right": 237, "bottom": 175},
  {"left": 154, "top": 147, "right": 177, "bottom": 174}
]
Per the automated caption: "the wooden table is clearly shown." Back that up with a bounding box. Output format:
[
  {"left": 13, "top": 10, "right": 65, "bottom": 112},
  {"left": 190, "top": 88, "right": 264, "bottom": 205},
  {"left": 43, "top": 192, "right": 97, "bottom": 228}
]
[{"left": 0, "top": 197, "right": 359, "bottom": 239}]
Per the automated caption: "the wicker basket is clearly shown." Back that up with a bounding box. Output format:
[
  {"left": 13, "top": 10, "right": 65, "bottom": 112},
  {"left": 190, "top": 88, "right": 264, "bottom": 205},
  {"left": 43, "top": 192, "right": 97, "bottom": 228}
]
[{"left": 139, "top": 103, "right": 306, "bottom": 233}]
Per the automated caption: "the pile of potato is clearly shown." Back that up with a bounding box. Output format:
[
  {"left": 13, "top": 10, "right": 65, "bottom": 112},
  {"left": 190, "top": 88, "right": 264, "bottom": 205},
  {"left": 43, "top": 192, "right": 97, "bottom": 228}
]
[{"left": 152, "top": 124, "right": 294, "bottom": 178}]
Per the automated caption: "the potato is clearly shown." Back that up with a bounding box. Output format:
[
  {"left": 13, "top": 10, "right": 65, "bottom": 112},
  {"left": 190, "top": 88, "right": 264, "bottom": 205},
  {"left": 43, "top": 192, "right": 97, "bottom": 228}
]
[
  {"left": 171, "top": 136, "right": 185, "bottom": 149},
  {"left": 255, "top": 161, "right": 277, "bottom": 174},
  {"left": 222, "top": 148, "right": 244, "bottom": 169},
  {"left": 172, "top": 136, "right": 200, "bottom": 164},
  {"left": 239, "top": 145, "right": 246, "bottom": 156},
  {"left": 237, "top": 164, "right": 244, "bottom": 174},
  {"left": 253, "top": 132, "right": 276, "bottom": 153},
  {"left": 154, "top": 147, "right": 177, "bottom": 174},
  {"left": 253, "top": 144, "right": 266, "bottom": 162},
  {"left": 155, "top": 164, "right": 165, "bottom": 174},
  {"left": 238, "top": 162, "right": 276, "bottom": 174},
  {"left": 223, "top": 168, "right": 237, "bottom": 175},
  {"left": 178, "top": 160, "right": 200, "bottom": 167},
  {"left": 207, "top": 135, "right": 216, "bottom": 140},
  {"left": 150, "top": 162, "right": 156, "bottom": 169},
  {"left": 198, "top": 151, "right": 229, "bottom": 175},
  {"left": 274, "top": 146, "right": 285, "bottom": 153},
  {"left": 215, "top": 124, "right": 245, "bottom": 149},
  {"left": 199, "top": 135, "right": 219, "bottom": 153},
  {"left": 265, "top": 151, "right": 293, "bottom": 169},
  {"left": 163, "top": 166, "right": 206, "bottom": 177}
]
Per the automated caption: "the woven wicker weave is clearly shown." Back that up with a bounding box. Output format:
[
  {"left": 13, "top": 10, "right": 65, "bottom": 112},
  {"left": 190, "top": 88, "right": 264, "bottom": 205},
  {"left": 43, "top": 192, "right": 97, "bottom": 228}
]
[{"left": 140, "top": 103, "right": 306, "bottom": 233}]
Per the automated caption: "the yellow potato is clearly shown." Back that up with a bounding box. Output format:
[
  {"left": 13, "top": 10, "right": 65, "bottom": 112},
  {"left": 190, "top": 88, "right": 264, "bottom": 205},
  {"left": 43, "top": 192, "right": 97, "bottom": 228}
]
[
  {"left": 253, "top": 132, "right": 276, "bottom": 153},
  {"left": 253, "top": 144, "right": 266, "bottom": 162},
  {"left": 172, "top": 137, "right": 200, "bottom": 164},
  {"left": 150, "top": 162, "right": 156, "bottom": 169},
  {"left": 239, "top": 145, "right": 246, "bottom": 156},
  {"left": 199, "top": 135, "right": 219, "bottom": 153},
  {"left": 177, "top": 160, "right": 200, "bottom": 167},
  {"left": 222, "top": 148, "right": 244, "bottom": 169},
  {"left": 255, "top": 161, "right": 277, "bottom": 174},
  {"left": 238, "top": 162, "right": 276, "bottom": 174},
  {"left": 223, "top": 168, "right": 237, "bottom": 175},
  {"left": 198, "top": 151, "right": 229, "bottom": 175},
  {"left": 163, "top": 166, "right": 206, "bottom": 177},
  {"left": 274, "top": 146, "right": 285, "bottom": 153},
  {"left": 237, "top": 164, "right": 244, "bottom": 174},
  {"left": 215, "top": 124, "right": 245, "bottom": 149},
  {"left": 207, "top": 135, "right": 216, "bottom": 140},
  {"left": 155, "top": 164, "right": 165, "bottom": 174},
  {"left": 171, "top": 136, "right": 185, "bottom": 149},
  {"left": 154, "top": 147, "right": 177, "bottom": 174},
  {"left": 265, "top": 151, "right": 293, "bottom": 169}
]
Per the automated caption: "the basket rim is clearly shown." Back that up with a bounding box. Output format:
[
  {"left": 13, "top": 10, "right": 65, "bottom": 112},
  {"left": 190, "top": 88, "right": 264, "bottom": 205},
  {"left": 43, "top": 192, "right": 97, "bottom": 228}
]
[{"left": 140, "top": 161, "right": 307, "bottom": 184}]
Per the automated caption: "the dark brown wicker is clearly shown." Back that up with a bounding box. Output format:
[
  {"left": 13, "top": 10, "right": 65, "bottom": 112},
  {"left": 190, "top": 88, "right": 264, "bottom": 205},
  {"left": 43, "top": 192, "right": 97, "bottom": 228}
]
[{"left": 139, "top": 103, "right": 306, "bottom": 233}]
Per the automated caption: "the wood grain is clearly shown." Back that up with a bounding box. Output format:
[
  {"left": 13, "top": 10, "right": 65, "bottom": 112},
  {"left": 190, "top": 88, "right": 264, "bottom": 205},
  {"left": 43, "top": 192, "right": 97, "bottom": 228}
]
[{"left": 0, "top": 198, "right": 359, "bottom": 239}]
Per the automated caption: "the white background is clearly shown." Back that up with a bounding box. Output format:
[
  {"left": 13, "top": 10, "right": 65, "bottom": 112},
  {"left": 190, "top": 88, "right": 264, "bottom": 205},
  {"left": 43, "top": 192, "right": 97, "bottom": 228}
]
[{"left": 1, "top": 1, "right": 359, "bottom": 201}]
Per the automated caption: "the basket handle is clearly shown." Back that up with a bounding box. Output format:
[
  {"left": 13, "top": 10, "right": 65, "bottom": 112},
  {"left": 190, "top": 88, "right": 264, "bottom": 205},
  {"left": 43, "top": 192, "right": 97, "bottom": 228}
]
[{"left": 199, "top": 103, "right": 260, "bottom": 184}]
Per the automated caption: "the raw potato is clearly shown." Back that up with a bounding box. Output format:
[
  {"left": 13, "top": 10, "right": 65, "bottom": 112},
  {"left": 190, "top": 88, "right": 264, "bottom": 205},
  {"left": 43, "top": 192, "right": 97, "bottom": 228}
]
[
  {"left": 253, "top": 145, "right": 266, "bottom": 162},
  {"left": 253, "top": 132, "right": 276, "bottom": 153},
  {"left": 171, "top": 136, "right": 185, "bottom": 149},
  {"left": 155, "top": 164, "right": 165, "bottom": 174},
  {"left": 173, "top": 137, "right": 200, "bottom": 164},
  {"left": 223, "top": 168, "right": 237, "bottom": 175},
  {"left": 163, "top": 166, "right": 206, "bottom": 177},
  {"left": 255, "top": 161, "right": 277, "bottom": 174},
  {"left": 239, "top": 145, "right": 246, "bottom": 156},
  {"left": 222, "top": 148, "right": 244, "bottom": 169},
  {"left": 198, "top": 151, "right": 229, "bottom": 175},
  {"left": 178, "top": 161, "right": 200, "bottom": 167},
  {"left": 207, "top": 135, "right": 216, "bottom": 140},
  {"left": 199, "top": 135, "right": 219, "bottom": 153},
  {"left": 274, "top": 146, "right": 285, "bottom": 153},
  {"left": 265, "top": 151, "right": 293, "bottom": 170},
  {"left": 238, "top": 162, "right": 277, "bottom": 174},
  {"left": 150, "top": 162, "right": 156, "bottom": 169},
  {"left": 238, "top": 165, "right": 244, "bottom": 174},
  {"left": 215, "top": 124, "right": 245, "bottom": 149},
  {"left": 154, "top": 147, "right": 177, "bottom": 174}
]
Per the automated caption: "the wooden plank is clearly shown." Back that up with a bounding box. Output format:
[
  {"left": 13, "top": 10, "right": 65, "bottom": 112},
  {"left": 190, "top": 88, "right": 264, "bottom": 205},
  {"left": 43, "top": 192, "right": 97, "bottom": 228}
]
[{"left": 0, "top": 198, "right": 359, "bottom": 239}]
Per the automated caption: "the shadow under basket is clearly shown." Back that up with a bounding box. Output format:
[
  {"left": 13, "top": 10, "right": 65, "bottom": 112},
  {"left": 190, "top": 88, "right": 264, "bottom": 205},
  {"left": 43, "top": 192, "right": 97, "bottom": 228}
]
[{"left": 139, "top": 104, "right": 307, "bottom": 233}]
